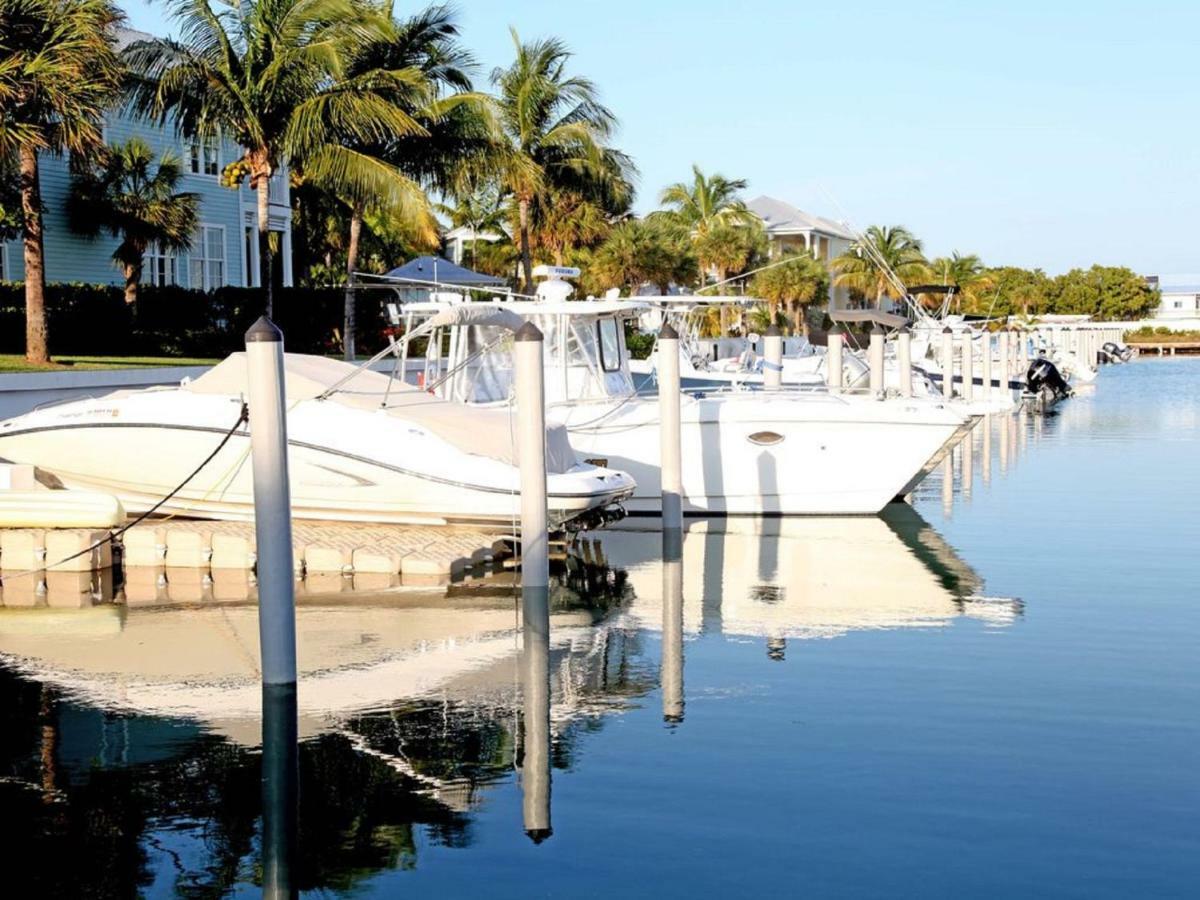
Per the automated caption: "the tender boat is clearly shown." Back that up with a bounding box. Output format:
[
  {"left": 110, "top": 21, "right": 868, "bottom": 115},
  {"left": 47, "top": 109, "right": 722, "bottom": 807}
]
[
  {"left": 391, "top": 279, "right": 971, "bottom": 516},
  {"left": 0, "top": 352, "right": 635, "bottom": 530}
]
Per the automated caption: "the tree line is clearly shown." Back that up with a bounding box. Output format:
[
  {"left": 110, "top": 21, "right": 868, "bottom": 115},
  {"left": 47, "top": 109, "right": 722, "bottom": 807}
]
[{"left": 1, "top": 0, "right": 1159, "bottom": 364}]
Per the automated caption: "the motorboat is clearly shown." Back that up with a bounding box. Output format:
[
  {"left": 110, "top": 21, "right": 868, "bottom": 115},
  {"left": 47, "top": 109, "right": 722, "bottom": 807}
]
[
  {"left": 390, "top": 275, "right": 972, "bottom": 516},
  {"left": 0, "top": 350, "right": 635, "bottom": 530}
]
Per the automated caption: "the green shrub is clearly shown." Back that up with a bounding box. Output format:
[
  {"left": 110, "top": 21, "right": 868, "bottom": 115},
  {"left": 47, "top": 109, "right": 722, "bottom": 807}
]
[{"left": 0, "top": 283, "right": 390, "bottom": 357}]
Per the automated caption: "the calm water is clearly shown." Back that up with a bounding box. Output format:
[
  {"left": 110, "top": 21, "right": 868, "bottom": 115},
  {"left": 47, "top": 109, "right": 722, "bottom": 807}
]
[{"left": 1, "top": 359, "right": 1197, "bottom": 898}]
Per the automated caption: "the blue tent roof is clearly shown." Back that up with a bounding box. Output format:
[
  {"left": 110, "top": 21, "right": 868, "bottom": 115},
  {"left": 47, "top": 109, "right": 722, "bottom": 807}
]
[{"left": 385, "top": 255, "right": 507, "bottom": 286}]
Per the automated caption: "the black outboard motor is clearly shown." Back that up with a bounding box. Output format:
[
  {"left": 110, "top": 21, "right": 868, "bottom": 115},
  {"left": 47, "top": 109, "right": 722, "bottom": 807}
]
[
  {"left": 1025, "top": 357, "right": 1071, "bottom": 410},
  {"left": 1102, "top": 340, "right": 1134, "bottom": 363}
]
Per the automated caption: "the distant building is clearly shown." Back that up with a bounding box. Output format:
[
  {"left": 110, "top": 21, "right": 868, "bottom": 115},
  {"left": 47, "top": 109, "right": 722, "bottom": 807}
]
[
  {"left": 1146, "top": 274, "right": 1200, "bottom": 320},
  {"left": 444, "top": 225, "right": 504, "bottom": 267},
  {"left": 746, "top": 196, "right": 856, "bottom": 310},
  {"left": 0, "top": 28, "right": 293, "bottom": 291}
]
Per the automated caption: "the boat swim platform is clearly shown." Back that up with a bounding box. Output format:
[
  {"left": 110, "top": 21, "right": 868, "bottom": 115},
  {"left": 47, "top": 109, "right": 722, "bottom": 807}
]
[{"left": 0, "top": 520, "right": 513, "bottom": 589}]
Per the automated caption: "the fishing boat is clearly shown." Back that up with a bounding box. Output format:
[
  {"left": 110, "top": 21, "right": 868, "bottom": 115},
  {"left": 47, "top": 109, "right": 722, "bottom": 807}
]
[
  {"left": 0, "top": 350, "right": 635, "bottom": 530},
  {"left": 389, "top": 274, "right": 971, "bottom": 516}
]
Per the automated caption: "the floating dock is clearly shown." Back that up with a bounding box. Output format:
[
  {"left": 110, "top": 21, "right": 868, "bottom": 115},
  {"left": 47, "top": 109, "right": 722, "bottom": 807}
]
[{"left": 0, "top": 519, "right": 510, "bottom": 591}]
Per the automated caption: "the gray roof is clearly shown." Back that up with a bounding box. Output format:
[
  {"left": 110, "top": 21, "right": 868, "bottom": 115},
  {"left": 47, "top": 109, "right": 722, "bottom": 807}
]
[
  {"left": 385, "top": 255, "right": 507, "bottom": 286},
  {"left": 747, "top": 196, "right": 856, "bottom": 241},
  {"left": 114, "top": 27, "right": 155, "bottom": 52}
]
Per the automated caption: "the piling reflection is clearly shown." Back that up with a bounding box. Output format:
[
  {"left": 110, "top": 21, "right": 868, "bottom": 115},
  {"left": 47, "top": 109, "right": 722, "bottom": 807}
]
[
  {"left": 520, "top": 583, "right": 552, "bottom": 842},
  {"left": 262, "top": 683, "right": 298, "bottom": 899},
  {"left": 661, "top": 528, "right": 684, "bottom": 723}
]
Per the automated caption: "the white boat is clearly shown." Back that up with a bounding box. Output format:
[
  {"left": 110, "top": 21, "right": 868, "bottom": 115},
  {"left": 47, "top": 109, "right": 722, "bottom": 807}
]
[
  {"left": 0, "top": 351, "right": 634, "bottom": 530},
  {"left": 393, "top": 284, "right": 971, "bottom": 516}
]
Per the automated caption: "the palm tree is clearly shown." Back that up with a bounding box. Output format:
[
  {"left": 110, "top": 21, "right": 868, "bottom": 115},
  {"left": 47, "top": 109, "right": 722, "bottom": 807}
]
[
  {"left": 832, "top": 224, "right": 930, "bottom": 310},
  {"left": 439, "top": 179, "right": 507, "bottom": 269},
  {"left": 0, "top": 0, "right": 125, "bottom": 363},
  {"left": 490, "top": 29, "right": 634, "bottom": 292},
  {"left": 533, "top": 190, "right": 612, "bottom": 267},
  {"left": 126, "top": 0, "right": 424, "bottom": 317},
  {"left": 656, "top": 164, "right": 756, "bottom": 237},
  {"left": 312, "top": 2, "right": 487, "bottom": 358},
  {"left": 927, "top": 251, "right": 995, "bottom": 314},
  {"left": 67, "top": 138, "right": 199, "bottom": 308},
  {"left": 750, "top": 251, "right": 830, "bottom": 336}
]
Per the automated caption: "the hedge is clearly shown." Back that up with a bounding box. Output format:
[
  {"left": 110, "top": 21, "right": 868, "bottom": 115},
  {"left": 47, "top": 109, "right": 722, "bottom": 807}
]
[{"left": 0, "top": 283, "right": 392, "bottom": 357}]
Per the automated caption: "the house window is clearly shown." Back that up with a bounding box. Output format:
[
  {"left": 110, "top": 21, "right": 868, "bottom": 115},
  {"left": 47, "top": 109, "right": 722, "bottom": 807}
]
[
  {"left": 142, "top": 245, "right": 179, "bottom": 286},
  {"left": 188, "top": 132, "right": 220, "bottom": 176},
  {"left": 189, "top": 225, "right": 226, "bottom": 291},
  {"left": 0, "top": 244, "right": 7, "bottom": 281},
  {"left": 597, "top": 318, "right": 621, "bottom": 372}
]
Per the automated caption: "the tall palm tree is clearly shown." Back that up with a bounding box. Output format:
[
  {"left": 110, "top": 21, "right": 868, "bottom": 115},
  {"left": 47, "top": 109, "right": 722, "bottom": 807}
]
[
  {"left": 927, "top": 251, "right": 995, "bottom": 314},
  {"left": 0, "top": 0, "right": 125, "bottom": 363},
  {"left": 126, "top": 0, "right": 423, "bottom": 317},
  {"left": 656, "top": 164, "right": 755, "bottom": 237},
  {"left": 490, "top": 28, "right": 634, "bottom": 292},
  {"left": 67, "top": 138, "right": 199, "bottom": 308},
  {"left": 312, "top": 2, "right": 486, "bottom": 358},
  {"left": 832, "top": 224, "right": 930, "bottom": 309}
]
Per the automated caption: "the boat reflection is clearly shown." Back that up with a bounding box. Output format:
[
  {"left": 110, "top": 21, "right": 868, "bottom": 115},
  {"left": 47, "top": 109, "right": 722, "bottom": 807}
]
[
  {"left": 594, "top": 506, "right": 1021, "bottom": 658},
  {"left": 0, "top": 506, "right": 1017, "bottom": 892}
]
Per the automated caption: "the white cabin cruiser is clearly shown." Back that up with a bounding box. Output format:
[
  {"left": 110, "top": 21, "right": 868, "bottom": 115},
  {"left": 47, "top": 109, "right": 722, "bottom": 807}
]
[
  {"left": 0, "top": 349, "right": 635, "bottom": 530},
  {"left": 393, "top": 282, "right": 970, "bottom": 516}
]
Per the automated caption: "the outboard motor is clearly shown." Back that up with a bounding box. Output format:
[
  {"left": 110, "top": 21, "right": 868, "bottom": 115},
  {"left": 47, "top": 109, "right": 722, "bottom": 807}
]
[
  {"left": 1102, "top": 340, "right": 1134, "bottom": 363},
  {"left": 1025, "top": 357, "right": 1071, "bottom": 410}
]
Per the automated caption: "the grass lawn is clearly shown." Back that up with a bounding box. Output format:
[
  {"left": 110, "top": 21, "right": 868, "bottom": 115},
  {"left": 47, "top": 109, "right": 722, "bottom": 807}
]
[{"left": 0, "top": 354, "right": 219, "bottom": 373}]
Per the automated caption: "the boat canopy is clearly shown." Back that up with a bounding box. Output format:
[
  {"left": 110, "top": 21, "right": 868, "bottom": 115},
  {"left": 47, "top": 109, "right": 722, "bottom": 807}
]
[
  {"left": 829, "top": 309, "right": 909, "bottom": 329},
  {"left": 186, "top": 353, "right": 577, "bottom": 473},
  {"left": 395, "top": 301, "right": 646, "bottom": 405}
]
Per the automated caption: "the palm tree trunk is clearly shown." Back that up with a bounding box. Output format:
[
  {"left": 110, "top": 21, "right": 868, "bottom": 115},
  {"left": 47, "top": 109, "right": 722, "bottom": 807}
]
[
  {"left": 123, "top": 262, "right": 142, "bottom": 307},
  {"left": 256, "top": 169, "right": 273, "bottom": 317},
  {"left": 343, "top": 208, "right": 362, "bottom": 361},
  {"left": 19, "top": 145, "right": 49, "bottom": 365},
  {"left": 518, "top": 196, "right": 534, "bottom": 293}
]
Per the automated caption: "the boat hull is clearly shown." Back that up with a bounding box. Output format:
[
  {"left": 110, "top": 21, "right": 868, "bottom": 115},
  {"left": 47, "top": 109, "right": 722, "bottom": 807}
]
[
  {"left": 0, "top": 391, "right": 633, "bottom": 530},
  {"left": 551, "top": 392, "right": 966, "bottom": 516}
]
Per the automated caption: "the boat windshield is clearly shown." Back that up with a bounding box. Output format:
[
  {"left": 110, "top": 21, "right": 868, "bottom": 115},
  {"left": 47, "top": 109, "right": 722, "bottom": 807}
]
[{"left": 440, "top": 312, "right": 636, "bottom": 405}]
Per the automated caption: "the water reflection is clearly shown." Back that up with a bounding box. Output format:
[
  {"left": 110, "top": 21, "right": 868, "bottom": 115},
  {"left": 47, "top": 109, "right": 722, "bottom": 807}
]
[{"left": 0, "top": 505, "right": 1016, "bottom": 894}]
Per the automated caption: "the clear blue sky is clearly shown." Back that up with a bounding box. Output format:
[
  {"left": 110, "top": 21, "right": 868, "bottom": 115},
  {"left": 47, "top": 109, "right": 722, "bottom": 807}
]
[{"left": 120, "top": 0, "right": 1199, "bottom": 274}]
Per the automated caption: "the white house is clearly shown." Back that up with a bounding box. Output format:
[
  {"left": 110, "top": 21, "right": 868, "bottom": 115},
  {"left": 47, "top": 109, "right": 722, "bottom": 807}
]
[
  {"left": 444, "top": 225, "right": 504, "bottom": 267},
  {"left": 1146, "top": 274, "right": 1200, "bottom": 321},
  {"left": 746, "top": 196, "right": 856, "bottom": 310}
]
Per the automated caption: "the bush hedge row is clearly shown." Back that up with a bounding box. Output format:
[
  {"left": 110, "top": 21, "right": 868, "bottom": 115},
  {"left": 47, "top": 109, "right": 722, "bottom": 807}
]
[{"left": 0, "top": 283, "right": 392, "bottom": 357}]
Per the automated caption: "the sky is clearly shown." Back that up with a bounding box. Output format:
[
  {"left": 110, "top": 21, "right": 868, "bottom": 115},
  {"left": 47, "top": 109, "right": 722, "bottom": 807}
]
[{"left": 118, "top": 0, "right": 1200, "bottom": 275}]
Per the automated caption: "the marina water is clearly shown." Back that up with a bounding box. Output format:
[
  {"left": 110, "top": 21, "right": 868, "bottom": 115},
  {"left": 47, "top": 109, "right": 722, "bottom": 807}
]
[{"left": 0, "top": 359, "right": 1197, "bottom": 897}]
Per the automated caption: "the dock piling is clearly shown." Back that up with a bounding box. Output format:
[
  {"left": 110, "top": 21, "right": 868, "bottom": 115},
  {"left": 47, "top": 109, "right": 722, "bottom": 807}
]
[
  {"left": 763, "top": 324, "right": 783, "bottom": 390},
  {"left": 960, "top": 331, "right": 974, "bottom": 402},
  {"left": 897, "top": 327, "right": 913, "bottom": 398},
  {"left": 868, "top": 323, "right": 885, "bottom": 397},
  {"left": 826, "top": 325, "right": 844, "bottom": 392},
  {"left": 658, "top": 323, "right": 684, "bottom": 530},
  {"left": 515, "top": 323, "right": 549, "bottom": 579},
  {"left": 941, "top": 327, "right": 955, "bottom": 399},
  {"left": 981, "top": 332, "right": 993, "bottom": 396},
  {"left": 245, "top": 317, "right": 297, "bottom": 689}
]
